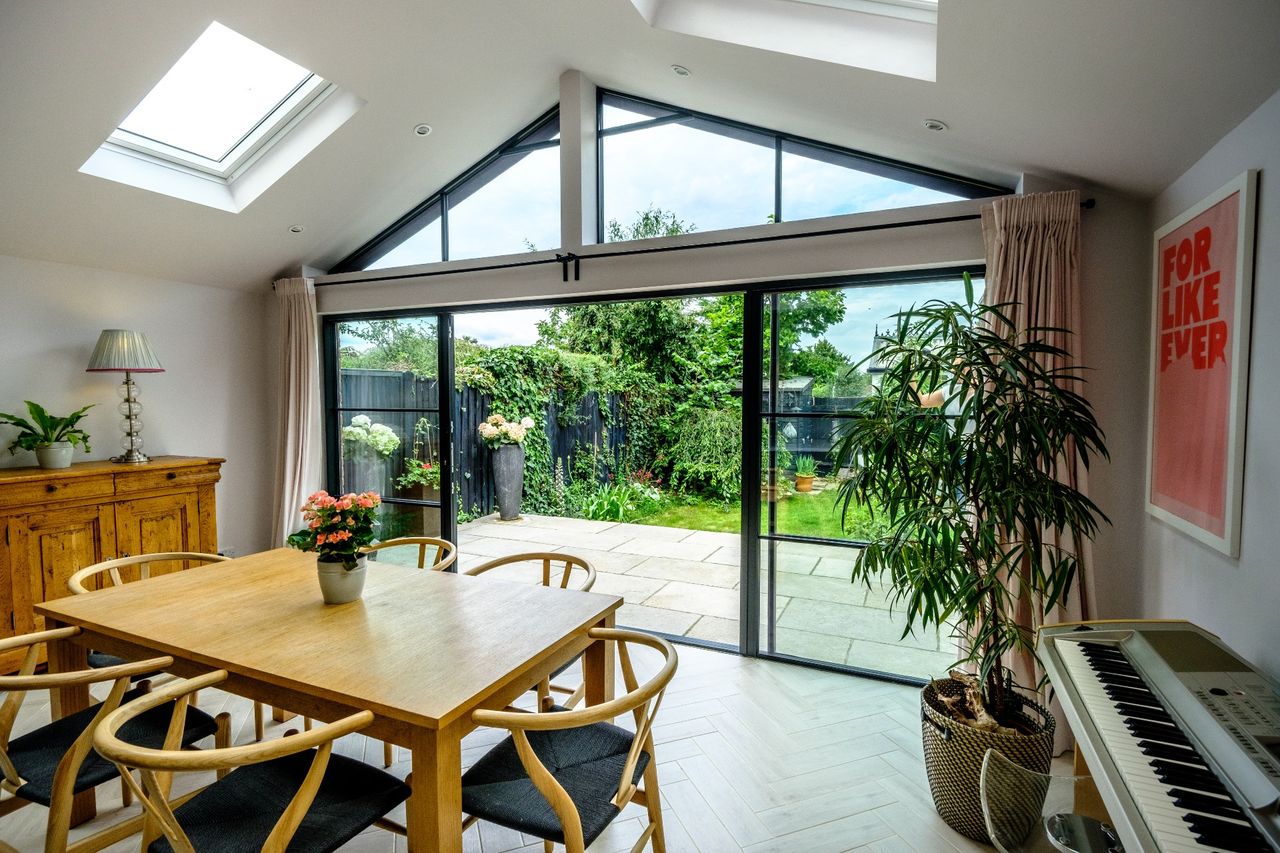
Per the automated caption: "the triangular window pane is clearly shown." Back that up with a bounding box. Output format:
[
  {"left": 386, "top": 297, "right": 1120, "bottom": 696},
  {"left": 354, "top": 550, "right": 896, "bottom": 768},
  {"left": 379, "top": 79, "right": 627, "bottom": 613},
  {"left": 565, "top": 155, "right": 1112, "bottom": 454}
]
[{"left": 781, "top": 139, "right": 964, "bottom": 219}]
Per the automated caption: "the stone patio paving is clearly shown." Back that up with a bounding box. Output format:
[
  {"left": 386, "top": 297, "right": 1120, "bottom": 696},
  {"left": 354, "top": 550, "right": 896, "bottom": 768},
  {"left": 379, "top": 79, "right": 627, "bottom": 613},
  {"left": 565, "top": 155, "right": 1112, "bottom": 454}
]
[{"left": 457, "top": 513, "right": 956, "bottom": 679}]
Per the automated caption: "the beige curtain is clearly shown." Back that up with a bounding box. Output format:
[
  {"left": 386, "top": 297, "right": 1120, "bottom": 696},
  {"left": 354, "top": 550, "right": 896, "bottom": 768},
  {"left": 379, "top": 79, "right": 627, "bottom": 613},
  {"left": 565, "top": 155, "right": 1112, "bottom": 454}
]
[
  {"left": 981, "top": 190, "right": 1088, "bottom": 754},
  {"left": 272, "top": 277, "right": 323, "bottom": 546}
]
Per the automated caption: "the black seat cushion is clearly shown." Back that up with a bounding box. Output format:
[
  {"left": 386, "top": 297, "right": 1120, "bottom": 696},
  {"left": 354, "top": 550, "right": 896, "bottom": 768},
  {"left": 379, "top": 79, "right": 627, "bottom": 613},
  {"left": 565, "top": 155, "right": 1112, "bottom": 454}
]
[
  {"left": 86, "top": 650, "right": 164, "bottom": 681},
  {"left": 147, "top": 750, "right": 411, "bottom": 853},
  {"left": 10, "top": 690, "right": 218, "bottom": 807},
  {"left": 461, "top": 719, "right": 650, "bottom": 848}
]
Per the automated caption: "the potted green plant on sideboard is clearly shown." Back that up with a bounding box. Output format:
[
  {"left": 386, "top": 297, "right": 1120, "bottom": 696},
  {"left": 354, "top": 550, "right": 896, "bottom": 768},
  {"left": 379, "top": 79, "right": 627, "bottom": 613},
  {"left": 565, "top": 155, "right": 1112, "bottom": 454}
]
[
  {"left": 830, "top": 274, "right": 1109, "bottom": 841},
  {"left": 0, "top": 401, "right": 94, "bottom": 469}
]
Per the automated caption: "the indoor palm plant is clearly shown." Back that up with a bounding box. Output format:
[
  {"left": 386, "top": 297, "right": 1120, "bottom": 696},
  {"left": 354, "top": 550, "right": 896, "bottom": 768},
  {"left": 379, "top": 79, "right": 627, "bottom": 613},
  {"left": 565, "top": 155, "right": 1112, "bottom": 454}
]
[
  {"left": 0, "top": 401, "right": 94, "bottom": 469},
  {"left": 830, "top": 275, "right": 1109, "bottom": 840}
]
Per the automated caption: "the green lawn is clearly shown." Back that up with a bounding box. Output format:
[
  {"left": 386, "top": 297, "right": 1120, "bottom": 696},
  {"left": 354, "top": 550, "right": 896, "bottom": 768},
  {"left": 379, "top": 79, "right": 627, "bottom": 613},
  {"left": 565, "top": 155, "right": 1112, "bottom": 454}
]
[{"left": 631, "top": 486, "right": 890, "bottom": 540}]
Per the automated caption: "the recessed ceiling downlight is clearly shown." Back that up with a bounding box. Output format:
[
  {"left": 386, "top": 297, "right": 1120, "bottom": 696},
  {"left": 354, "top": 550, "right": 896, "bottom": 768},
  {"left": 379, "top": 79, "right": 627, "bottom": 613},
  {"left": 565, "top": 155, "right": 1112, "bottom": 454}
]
[
  {"left": 289, "top": 224, "right": 305, "bottom": 233},
  {"left": 413, "top": 123, "right": 433, "bottom": 137},
  {"left": 922, "top": 118, "right": 949, "bottom": 131},
  {"left": 671, "top": 64, "right": 692, "bottom": 78}
]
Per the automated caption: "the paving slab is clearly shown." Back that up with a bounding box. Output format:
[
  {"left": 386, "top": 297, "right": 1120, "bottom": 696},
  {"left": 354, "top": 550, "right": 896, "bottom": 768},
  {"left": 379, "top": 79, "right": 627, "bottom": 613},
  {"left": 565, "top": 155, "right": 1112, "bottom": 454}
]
[
  {"left": 704, "top": 546, "right": 741, "bottom": 567},
  {"left": 458, "top": 535, "right": 558, "bottom": 559},
  {"left": 687, "top": 616, "right": 740, "bottom": 645},
  {"left": 679, "top": 530, "right": 741, "bottom": 549},
  {"left": 771, "top": 625, "right": 853, "bottom": 665},
  {"left": 811, "top": 554, "right": 860, "bottom": 579},
  {"left": 548, "top": 546, "right": 646, "bottom": 574},
  {"left": 609, "top": 522, "right": 697, "bottom": 542},
  {"left": 514, "top": 515, "right": 621, "bottom": 534},
  {"left": 778, "top": 598, "right": 938, "bottom": 651},
  {"left": 776, "top": 572, "right": 868, "bottom": 607},
  {"left": 846, "top": 638, "right": 954, "bottom": 680},
  {"left": 588, "top": 571, "right": 669, "bottom": 602},
  {"left": 645, "top": 581, "right": 768, "bottom": 621},
  {"left": 617, "top": 602, "right": 699, "bottom": 635},
  {"left": 626, "top": 557, "right": 740, "bottom": 589},
  {"left": 613, "top": 537, "right": 717, "bottom": 561}
]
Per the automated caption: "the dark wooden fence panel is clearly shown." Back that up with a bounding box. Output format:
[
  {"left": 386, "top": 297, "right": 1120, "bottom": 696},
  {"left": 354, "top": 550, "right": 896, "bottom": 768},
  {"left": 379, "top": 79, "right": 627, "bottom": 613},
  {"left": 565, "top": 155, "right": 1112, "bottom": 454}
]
[{"left": 339, "top": 369, "right": 626, "bottom": 518}]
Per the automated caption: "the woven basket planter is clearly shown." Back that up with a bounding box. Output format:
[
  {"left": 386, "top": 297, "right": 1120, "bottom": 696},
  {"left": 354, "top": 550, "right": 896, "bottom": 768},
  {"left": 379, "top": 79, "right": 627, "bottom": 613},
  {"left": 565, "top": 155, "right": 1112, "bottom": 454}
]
[{"left": 920, "top": 678, "right": 1055, "bottom": 843}]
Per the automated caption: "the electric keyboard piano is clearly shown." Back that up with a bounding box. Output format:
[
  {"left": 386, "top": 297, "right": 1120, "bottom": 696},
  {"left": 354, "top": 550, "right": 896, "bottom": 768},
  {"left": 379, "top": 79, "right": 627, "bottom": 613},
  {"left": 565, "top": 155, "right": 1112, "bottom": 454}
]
[{"left": 1040, "top": 621, "right": 1280, "bottom": 852}]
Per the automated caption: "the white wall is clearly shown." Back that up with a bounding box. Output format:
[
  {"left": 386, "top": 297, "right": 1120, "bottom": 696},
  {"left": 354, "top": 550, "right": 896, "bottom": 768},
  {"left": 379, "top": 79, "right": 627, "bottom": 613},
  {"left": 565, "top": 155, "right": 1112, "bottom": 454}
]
[
  {"left": 1077, "top": 191, "right": 1152, "bottom": 621},
  {"left": 0, "top": 254, "right": 275, "bottom": 556},
  {"left": 1140, "top": 86, "right": 1280, "bottom": 680}
]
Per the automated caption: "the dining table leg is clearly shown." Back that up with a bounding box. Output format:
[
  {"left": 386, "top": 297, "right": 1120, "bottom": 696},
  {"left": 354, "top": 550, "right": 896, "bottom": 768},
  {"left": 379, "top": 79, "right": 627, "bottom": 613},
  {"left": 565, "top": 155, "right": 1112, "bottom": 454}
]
[
  {"left": 407, "top": 720, "right": 463, "bottom": 853},
  {"left": 584, "top": 611, "right": 617, "bottom": 709},
  {"left": 45, "top": 621, "right": 97, "bottom": 826}
]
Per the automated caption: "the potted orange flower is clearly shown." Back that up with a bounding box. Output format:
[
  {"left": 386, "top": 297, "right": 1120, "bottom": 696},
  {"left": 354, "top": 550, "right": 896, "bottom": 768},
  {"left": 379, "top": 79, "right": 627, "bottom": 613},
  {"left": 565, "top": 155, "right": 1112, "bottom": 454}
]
[{"left": 287, "top": 490, "right": 381, "bottom": 604}]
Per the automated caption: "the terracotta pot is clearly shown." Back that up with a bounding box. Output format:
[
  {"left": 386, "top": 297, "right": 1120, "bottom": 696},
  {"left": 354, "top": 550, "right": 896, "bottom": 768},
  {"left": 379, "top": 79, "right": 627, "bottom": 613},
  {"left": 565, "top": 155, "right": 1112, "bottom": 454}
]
[
  {"left": 316, "top": 556, "right": 367, "bottom": 605},
  {"left": 794, "top": 474, "right": 814, "bottom": 493}
]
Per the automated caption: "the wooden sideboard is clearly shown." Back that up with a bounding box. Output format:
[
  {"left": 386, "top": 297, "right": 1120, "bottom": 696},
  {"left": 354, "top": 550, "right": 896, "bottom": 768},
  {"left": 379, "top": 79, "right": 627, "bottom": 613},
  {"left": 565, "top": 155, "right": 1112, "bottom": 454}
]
[{"left": 0, "top": 456, "right": 221, "bottom": 671}]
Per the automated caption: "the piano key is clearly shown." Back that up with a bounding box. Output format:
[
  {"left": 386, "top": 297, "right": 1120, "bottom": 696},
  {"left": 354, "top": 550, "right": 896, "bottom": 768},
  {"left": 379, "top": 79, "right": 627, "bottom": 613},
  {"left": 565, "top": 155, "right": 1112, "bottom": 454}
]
[
  {"left": 1139, "top": 740, "right": 1209, "bottom": 766},
  {"left": 1053, "top": 640, "right": 1272, "bottom": 852}
]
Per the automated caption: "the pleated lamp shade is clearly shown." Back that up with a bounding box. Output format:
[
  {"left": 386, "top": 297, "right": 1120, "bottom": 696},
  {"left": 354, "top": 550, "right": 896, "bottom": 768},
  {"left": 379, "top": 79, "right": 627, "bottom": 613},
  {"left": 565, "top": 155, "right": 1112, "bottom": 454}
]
[{"left": 86, "top": 329, "right": 165, "bottom": 373}]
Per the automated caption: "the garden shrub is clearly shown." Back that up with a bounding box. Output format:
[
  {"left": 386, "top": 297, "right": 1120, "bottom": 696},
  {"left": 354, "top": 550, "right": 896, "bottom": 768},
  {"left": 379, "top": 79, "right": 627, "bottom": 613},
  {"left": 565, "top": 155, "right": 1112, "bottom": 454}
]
[{"left": 669, "top": 404, "right": 742, "bottom": 503}]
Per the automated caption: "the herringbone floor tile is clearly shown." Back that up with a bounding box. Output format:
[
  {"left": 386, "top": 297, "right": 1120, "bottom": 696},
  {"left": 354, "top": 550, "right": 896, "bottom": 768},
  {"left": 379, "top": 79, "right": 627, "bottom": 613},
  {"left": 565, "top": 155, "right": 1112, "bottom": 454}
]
[{"left": 3, "top": 646, "right": 989, "bottom": 852}]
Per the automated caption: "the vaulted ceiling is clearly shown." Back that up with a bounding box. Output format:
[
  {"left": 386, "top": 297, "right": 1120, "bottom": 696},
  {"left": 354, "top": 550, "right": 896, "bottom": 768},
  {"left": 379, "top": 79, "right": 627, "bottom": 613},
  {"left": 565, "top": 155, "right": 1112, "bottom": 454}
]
[{"left": 3, "top": 0, "right": 1279, "bottom": 291}]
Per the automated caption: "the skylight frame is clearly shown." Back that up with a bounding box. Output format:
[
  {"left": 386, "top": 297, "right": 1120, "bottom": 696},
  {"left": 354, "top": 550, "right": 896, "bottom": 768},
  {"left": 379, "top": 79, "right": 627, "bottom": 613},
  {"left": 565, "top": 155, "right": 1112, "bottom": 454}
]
[{"left": 106, "top": 72, "right": 333, "bottom": 181}]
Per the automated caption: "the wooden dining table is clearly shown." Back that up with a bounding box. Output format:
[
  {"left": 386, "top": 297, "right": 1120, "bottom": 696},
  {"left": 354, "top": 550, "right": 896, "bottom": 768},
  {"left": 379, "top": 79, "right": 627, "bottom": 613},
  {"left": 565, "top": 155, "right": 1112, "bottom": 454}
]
[{"left": 35, "top": 547, "right": 621, "bottom": 852}]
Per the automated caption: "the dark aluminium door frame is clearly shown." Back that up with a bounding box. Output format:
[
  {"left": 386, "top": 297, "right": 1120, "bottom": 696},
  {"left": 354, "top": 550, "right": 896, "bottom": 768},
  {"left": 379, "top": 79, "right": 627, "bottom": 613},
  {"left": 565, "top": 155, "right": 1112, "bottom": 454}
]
[{"left": 320, "top": 264, "right": 977, "bottom": 685}]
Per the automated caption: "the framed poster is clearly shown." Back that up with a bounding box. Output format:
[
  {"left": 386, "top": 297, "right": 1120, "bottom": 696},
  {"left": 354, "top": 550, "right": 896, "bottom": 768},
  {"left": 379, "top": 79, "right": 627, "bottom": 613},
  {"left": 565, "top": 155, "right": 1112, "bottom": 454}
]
[{"left": 1146, "top": 170, "right": 1258, "bottom": 556}]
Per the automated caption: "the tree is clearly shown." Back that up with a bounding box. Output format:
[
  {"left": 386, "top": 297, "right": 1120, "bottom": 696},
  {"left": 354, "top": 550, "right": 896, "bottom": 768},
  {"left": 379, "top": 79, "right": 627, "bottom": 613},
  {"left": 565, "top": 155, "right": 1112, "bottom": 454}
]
[{"left": 606, "top": 206, "right": 694, "bottom": 241}]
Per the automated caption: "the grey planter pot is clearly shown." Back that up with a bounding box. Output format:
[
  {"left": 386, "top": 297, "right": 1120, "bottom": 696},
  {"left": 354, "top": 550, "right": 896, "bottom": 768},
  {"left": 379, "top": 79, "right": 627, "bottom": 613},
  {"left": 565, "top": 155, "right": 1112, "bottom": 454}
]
[
  {"left": 36, "top": 441, "right": 74, "bottom": 469},
  {"left": 492, "top": 444, "right": 524, "bottom": 520},
  {"left": 316, "top": 556, "right": 367, "bottom": 605}
]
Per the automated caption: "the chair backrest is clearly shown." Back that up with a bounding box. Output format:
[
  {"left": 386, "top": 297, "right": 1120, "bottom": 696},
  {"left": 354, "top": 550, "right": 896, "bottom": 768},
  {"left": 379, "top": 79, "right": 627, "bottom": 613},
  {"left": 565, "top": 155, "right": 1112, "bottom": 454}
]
[
  {"left": 362, "top": 536, "right": 458, "bottom": 572},
  {"left": 67, "top": 552, "right": 230, "bottom": 596},
  {"left": 463, "top": 552, "right": 596, "bottom": 591},
  {"left": 472, "top": 628, "right": 676, "bottom": 827},
  {"left": 93, "top": 670, "right": 375, "bottom": 852},
  {"left": 0, "top": 627, "right": 172, "bottom": 798}
]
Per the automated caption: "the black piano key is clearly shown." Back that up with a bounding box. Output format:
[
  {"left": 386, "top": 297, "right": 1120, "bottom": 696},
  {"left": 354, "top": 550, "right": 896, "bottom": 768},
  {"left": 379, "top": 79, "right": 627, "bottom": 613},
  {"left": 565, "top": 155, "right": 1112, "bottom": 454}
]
[
  {"left": 1106, "top": 686, "right": 1165, "bottom": 708},
  {"left": 1170, "top": 789, "right": 1248, "bottom": 821},
  {"left": 1116, "top": 702, "right": 1175, "bottom": 723},
  {"left": 1093, "top": 669, "right": 1146, "bottom": 685},
  {"left": 1191, "top": 832, "right": 1271, "bottom": 853},
  {"left": 1153, "top": 761, "right": 1228, "bottom": 793},
  {"left": 1079, "top": 643, "right": 1128, "bottom": 661},
  {"left": 1138, "top": 739, "right": 1206, "bottom": 766},
  {"left": 1183, "top": 814, "right": 1268, "bottom": 851},
  {"left": 1126, "top": 720, "right": 1191, "bottom": 745},
  {"left": 1086, "top": 656, "right": 1139, "bottom": 673}
]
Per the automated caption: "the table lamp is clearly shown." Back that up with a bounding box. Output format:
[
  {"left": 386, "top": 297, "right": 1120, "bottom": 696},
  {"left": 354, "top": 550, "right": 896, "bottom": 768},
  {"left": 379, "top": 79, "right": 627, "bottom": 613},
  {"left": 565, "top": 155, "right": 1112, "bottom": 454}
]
[{"left": 86, "top": 329, "right": 164, "bottom": 463}]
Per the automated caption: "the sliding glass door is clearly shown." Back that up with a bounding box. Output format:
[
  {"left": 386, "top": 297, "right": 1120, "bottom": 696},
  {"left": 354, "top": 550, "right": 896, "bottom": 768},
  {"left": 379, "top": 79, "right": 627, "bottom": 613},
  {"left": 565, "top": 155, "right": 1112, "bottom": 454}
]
[
  {"left": 749, "top": 277, "right": 973, "bottom": 680},
  {"left": 324, "top": 313, "right": 454, "bottom": 552}
]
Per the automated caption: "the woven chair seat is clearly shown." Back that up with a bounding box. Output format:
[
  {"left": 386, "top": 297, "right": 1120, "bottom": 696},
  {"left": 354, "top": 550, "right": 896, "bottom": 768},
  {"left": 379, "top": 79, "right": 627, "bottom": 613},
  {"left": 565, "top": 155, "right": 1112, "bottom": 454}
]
[
  {"left": 9, "top": 689, "right": 217, "bottom": 807},
  {"left": 462, "top": 718, "right": 650, "bottom": 848},
  {"left": 147, "top": 750, "right": 411, "bottom": 853}
]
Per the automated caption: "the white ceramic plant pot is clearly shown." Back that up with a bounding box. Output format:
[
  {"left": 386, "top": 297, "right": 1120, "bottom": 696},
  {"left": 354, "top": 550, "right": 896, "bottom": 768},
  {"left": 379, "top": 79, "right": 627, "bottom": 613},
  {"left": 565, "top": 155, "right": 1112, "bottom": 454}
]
[
  {"left": 35, "top": 441, "right": 74, "bottom": 469},
  {"left": 316, "top": 556, "right": 367, "bottom": 605}
]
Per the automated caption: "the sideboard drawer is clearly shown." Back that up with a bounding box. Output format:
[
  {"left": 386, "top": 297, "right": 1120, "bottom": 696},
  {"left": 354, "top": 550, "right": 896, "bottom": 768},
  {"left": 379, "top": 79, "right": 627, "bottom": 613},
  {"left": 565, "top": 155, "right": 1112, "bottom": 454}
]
[
  {"left": 0, "top": 474, "right": 114, "bottom": 509},
  {"left": 114, "top": 464, "right": 222, "bottom": 494}
]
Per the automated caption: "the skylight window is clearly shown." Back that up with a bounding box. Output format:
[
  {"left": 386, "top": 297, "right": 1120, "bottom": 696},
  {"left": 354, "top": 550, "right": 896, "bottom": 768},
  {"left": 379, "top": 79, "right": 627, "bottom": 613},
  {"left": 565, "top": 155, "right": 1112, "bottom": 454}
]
[
  {"left": 108, "top": 22, "right": 324, "bottom": 176},
  {"left": 629, "top": 0, "right": 938, "bottom": 80},
  {"left": 82, "top": 22, "right": 363, "bottom": 212},
  {"left": 116, "top": 22, "right": 313, "bottom": 163}
]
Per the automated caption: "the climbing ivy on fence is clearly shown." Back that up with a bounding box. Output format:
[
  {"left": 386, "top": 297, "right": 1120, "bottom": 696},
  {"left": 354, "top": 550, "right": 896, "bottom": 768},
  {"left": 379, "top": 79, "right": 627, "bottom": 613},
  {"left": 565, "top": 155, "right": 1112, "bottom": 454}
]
[{"left": 456, "top": 346, "right": 665, "bottom": 512}]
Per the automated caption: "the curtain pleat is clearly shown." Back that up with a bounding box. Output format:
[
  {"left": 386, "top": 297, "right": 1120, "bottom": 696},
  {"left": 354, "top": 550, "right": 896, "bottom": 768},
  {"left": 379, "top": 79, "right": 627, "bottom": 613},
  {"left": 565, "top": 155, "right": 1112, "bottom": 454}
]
[
  {"left": 982, "top": 190, "right": 1089, "bottom": 754},
  {"left": 272, "top": 277, "right": 323, "bottom": 546}
]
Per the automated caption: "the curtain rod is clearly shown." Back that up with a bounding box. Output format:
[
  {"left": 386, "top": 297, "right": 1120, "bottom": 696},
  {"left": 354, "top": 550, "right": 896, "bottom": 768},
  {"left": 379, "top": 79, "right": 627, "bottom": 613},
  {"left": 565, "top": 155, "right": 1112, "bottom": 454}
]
[{"left": 311, "top": 198, "right": 1095, "bottom": 289}]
